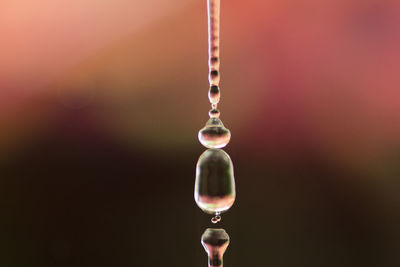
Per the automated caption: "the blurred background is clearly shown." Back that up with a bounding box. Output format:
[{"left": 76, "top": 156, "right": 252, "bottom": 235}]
[{"left": 1, "top": 0, "right": 400, "bottom": 266}]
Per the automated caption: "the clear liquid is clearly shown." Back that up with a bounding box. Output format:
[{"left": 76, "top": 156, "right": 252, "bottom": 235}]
[
  {"left": 201, "top": 228, "right": 230, "bottom": 267},
  {"left": 208, "top": 108, "right": 220, "bottom": 118},
  {"left": 208, "top": 85, "right": 220, "bottom": 105},
  {"left": 198, "top": 118, "right": 231, "bottom": 149},
  {"left": 194, "top": 149, "right": 235, "bottom": 215},
  {"left": 195, "top": 0, "right": 235, "bottom": 224},
  {"left": 208, "top": 0, "right": 220, "bottom": 87},
  {"left": 208, "top": 0, "right": 221, "bottom": 110}
]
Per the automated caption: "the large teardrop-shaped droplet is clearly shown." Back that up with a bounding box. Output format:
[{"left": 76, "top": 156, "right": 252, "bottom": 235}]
[
  {"left": 194, "top": 149, "right": 235, "bottom": 214},
  {"left": 198, "top": 118, "right": 231, "bottom": 149}
]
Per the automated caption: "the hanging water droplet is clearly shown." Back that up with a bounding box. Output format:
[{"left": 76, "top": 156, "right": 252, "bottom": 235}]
[
  {"left": 208, "top": 85, "right": 220, "bottom": 104},
  {"left": 209, "top": 57, "right": 219, "bottom": 69},
  {"left": 209, "top": 70, "right": 220, "bottom": 85},
  {"left": 198, "top": 118, "right": 231, "bottom": 149},
  {"left": 201, "top": 228, "right": 230, "bottom": 267},
  {"left": 194, "top": 149, "right": 235, "bottom": 214},
  {"left": 211, "top": 214, "right": 222, "bottom": 224},
  {"left": 209, "top": 108, "right": 220, "bottom": 118}
]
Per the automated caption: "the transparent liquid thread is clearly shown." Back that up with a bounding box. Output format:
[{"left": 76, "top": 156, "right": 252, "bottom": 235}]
[
  {"left": 208, "top": 0, "right": 221, "bottom": 108},
  {"left": 196, "top": 0, "right": 235, "bottom": 225}
]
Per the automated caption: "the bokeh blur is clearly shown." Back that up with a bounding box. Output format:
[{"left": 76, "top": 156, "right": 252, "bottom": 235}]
[{"left": 1, "top": 0, "right": 400, "bottom": 266}]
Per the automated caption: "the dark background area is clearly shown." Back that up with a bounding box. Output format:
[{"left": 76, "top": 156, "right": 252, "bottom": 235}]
[{"left": 1, "top": 108, "right": 400, "bottom": 267}]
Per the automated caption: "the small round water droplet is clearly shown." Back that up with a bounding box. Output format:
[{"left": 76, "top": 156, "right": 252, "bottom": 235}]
[
  {"left": 209, "top": 70, "right": 220, "bottom": 85},
  {"left": 209, "top": 57, "right": 219, "bottom": 69},
  {"left": 198, "top": 118, "right": 231, "bottom": 148},
  {"left": 211, "top": 215, "right": 222, "bottom": 224},
  {"left": 208, "top": 85, "right": 220, "bottom": 104},
  {"left": 210, "top": 46, "right": 219, "bottom": 55},
  {"left": 209, "top": 108, "right": 220, "bottom": 118},
  {"left": 194, "top": 149, "right": 235, "bottom": 214}
]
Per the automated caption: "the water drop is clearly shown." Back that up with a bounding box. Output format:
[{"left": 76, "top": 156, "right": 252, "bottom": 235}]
[
  {"left": 209, "top": 57, "right": 219, "bottom": 69},
  {"left": 201, "top": 228, "right": 229, "bottom": 267},
  {"left": 208, "top": 85, "right": 220, "bottom": 104},
  {"left": 194, "top": 149, "right": 235, "bottom": 214},
  {"left": 198, "top": 118, "right": 231, "bottom": 149},
  {"left": 208, "top": 108, "right": 220, "bottom": 118},
  {"left": 211, "top": 215, "right": 221, "bottom": 224},
  {"left": 209, "top": 70, "right": 220, "bottom": 86}
]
